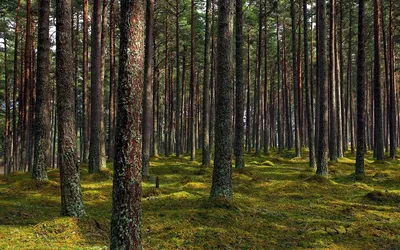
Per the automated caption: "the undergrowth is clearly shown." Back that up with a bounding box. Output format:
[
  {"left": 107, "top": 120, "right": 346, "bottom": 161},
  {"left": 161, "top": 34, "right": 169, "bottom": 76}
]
[{"left": 0, "top": 149, "right": 399, "bottom": 249}]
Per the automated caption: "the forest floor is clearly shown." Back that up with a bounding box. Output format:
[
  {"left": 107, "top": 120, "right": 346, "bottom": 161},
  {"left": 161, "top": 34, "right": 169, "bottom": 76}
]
[{"left": 0, "top": 149, "right": 399, "bottom": 249}]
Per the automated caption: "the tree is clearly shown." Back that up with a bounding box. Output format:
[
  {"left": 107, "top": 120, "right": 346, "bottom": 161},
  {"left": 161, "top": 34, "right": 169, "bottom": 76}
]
[
  {"left": 210, "top": 0, "right": 234, "bottom": 201},
  {"left": 316, "top": 0, "right": 329, "bottom": 176},
  {"left": 189, "top": 0, "right": 196, "bottom": 161},
  {"left": 355, "top": 0, "right": 366, "bottom": 177},
  {"left": 89, "top": 0, "right": 105, "bottom": 173},
  {"left": 304, "top": 0, "right": 316, "bottom": 169},
  {"left": 373, "top": 0, "right": 384, "bottom": 160},
  {"left": 291, "top": 0, "right": 301, "bottom": 158},
  {"left": 3, "top": 28, "right": 10, "bottom": 175},
  {"left": 12, "top": 0, "right": 21, "bottom": 173},
  {"left": 20, "top": 0, "right": 32, "bottom": 172},
  {"left": 110, "top": 0, "right": 144, "bottom": 247},
  {"left": 33, "top": 0, "right": 51, "bottom": 180},
  {"left": 56, "top": 0, "right": 85, "bottom": 217},
  {"left": 108, "top": 0, "right": 116, "bottom": 161},
  {"left": 82, "top": 0, "right": 89, "bottom": 163},
  {"left": 234, "top": 0, "right": 244, "bottom": 168},
  {"left": 142, "top": 0, "right": 154, "bottom": 178},
  {"left": 329, "top": 0, "right": 338, "bottom": 162},
  {"left": 202, "top": 0, "right": 211, "bottom": 166},
  {"left": 388, "top": 0, "right": 396, "bottom": 159}
]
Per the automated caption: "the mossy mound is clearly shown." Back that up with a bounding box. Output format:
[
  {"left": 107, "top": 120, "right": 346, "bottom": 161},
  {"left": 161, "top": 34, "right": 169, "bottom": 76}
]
[
  {"left": 365, "top": 190, "right": 400, "bottom": 203},
  {"left": 9, "top": 179, "right": 59, "bottom": 191},
  {"left": 304, "top": 174, "right": 331, "bottom": 184}
]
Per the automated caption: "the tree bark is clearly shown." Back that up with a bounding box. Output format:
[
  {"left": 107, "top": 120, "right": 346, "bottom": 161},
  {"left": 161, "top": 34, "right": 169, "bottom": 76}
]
[
  {"left": 108, "top": 0, "right": 116, "bottom": 161},
  {"left": 82, "top": 0, "right": 89, "bottom": 163},
  {"left": 316, "top": 0, "right": 329, "bottom": 176},
  {"left": 56, "top": 0, "right": 85, "bottom": 217},
  {"left": 373, "top": 0, "right": 384, "bottom": 160},
  {"left": 210, "top": 0, "right": 234, "bottom": 201},
  {"left": 234, "top": 0, "right": 244, "bottom": 168},
  {"left": 142, "top": 0, "right": 154, "bottom": 178},
  {"left": 110, "top": 0, "right": 144, "bottom": 247},
  {"left": 355, "top": 0, "right": 366, "bottom": 177},
  {"left": 20, "top": 0, "right": 32, "bottom": 172},
  {"left": 304, "top": 0, "right": 316, "bottom": 169},
  {"left": 202, "top": 0, "right": 211, "bottom": 166},
  {"left": 189, "top": 0, "right": 196, "bottom": 161},
  {"left": 89, "top": 0, "right": 105, "bottom": 173},
  {"left": 291, "top": 0, "right": 301, "bottom": 157},
  {"left": 388, "top": 0, "right": 396, "bottom": 159},
  {"left": 33, "top": 0, "right": 51, "bottom": 180}
]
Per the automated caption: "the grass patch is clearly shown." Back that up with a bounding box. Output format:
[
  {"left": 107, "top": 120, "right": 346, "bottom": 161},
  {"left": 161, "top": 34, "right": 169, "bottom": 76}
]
[{"left": 0, "top": 149, "right": 399, "bottom": 249}]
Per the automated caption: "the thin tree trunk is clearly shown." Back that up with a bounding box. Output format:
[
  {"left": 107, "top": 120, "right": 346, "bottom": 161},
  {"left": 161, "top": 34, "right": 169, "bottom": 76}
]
[
  {"left": 329, "top": 0, "right": 338, "bottom": 162},
  {"left": 175, "top": 1, "right": 181, "bottom": 158},
  {"left": 202, "top": 0, "right": 211, "bottom": 166},
  {"left": 373, "top": 0, "right": 384, "bottom": 160},
  {"left": 304, "top": 0, "right": 316, "bottom": 169},
  {"left": 89, "top": 0, "right": 105, "bottom": 173},
  {"left": 234, "top": 0, "right": 244, "bottom": 168},
  {"left": 33, "top": 0, "right": 51, "bottom": 180},
  {"left": 388, "top": 0, "right": 396, "bottom": 159},
  {"left": 291, "top": 0, "right": 301, "bottom": 157},
  {"left": 316, "top": 0, "right": 329, "bottom": 176},
  {"left": 20, "top": 0, "right": 32, "bottom": 172},
  {"left": 263, "top": 15, "right": 269, "bottom": 154},
  {"left": 3, "top": 31, "right": 10, "bottom": 174},
  {"left": 142, "top": 0, "right": 154, "bottom": 178},
  {"left": 189, "top": 0, "right": 196, "bottom": 161},
  {"left": 355, "top": 0, "right": 366, "bottom": 177},
  {"left": 108, "top": 0, "right": 116, "bottom": 161},
  {"left": 82, "top": 0, "right": 89, "bottom": 163}
]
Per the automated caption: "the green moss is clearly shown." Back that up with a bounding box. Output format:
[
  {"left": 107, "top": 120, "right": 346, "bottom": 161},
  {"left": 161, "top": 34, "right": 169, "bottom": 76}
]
[{"left": 0, "top": 150, "right": 399, "bottom": 249}]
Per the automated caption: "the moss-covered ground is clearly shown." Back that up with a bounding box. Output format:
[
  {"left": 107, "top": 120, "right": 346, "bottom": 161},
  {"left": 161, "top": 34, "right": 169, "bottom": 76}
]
[{"left": 0, "top": 149, "right": 399, "bottom": 249}]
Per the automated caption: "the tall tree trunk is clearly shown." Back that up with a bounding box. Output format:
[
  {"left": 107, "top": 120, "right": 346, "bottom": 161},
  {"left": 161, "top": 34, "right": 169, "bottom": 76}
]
[
  {"left": 277, "top": 21, "right": 283, "bottom": 153},
  {"left": 355, "top": 0, "right": 366, "bottom": 177},
  {"left": 304, "top": 0, "right": 316, "bottom": 169},
  {"left": 263, "top": 16, "right": 269, "bottom": 154},
  {"left": 329, "top": 0, "right": 338, "bottom": 162},
  {"left": 246, "top": 31, "right": 251, "bottom": 152},
  {"left": 255, "top": 1, "right": 262, "bottom": 156},
  {"left": 56, "top": 0, "right": 85, "bottom": 217},
  {"left": 316, "top": 0, "right": 329, "bottom": 176},
  {"left": 388, "top": 0, "right": 396, "bottom": 159},
  {"left": 209, "top": 0, "right": 216, "bottom": 156},
  {"left": 12, "top": 0, "right": 21, "bottom": 173},
  {"left": 108, "top": 0, "right": 116, "bottom": 160},
  {"left": 33, "top": 0, "right": 51, "bottom": 180},
  {"left": 89, "top": 0, "right": 105, "bottom": 173},
  {"left": 3, "top": 31, "right": 10, "bottom": 174},
  {"left": 373, "top": 0, "right": 384, "bottom": 160},
  {"left": 234, "top": 0, "right": 244, "bottom": 168},
  {"left": 82, "top": 0, "right": 89, "bottom": 163},
  {"left": 291, "top": 0, "right": 301, "bottom": 157},
  {"left": 20, "top": 0, "right": 32, "bottom": 172},
  {"left": 99, "top": 0, "right": 109, "bottom": 167},
  {"left": 164, "top": 15, "right": 169, "bottom": 156},
  {"left": 380, "top": 0, "right": 389, "bottom": 153},
  {"left": 210, "top": 0, "right": 234, "bottom": 201},
  {"left": 202, "top": 0, "right": 211, "bottom": 166},
  {"left": 189, "top": 0, "right": 196, "bottom": 161},
  {"left": 175, "top": 0, "right": 181, "bottom": 158},
  {"left": 110, "top": 0, "right": 144, "bottom": 247},
  {"left": 142, "top": 0, "right": 154, "bottom": 178}
]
